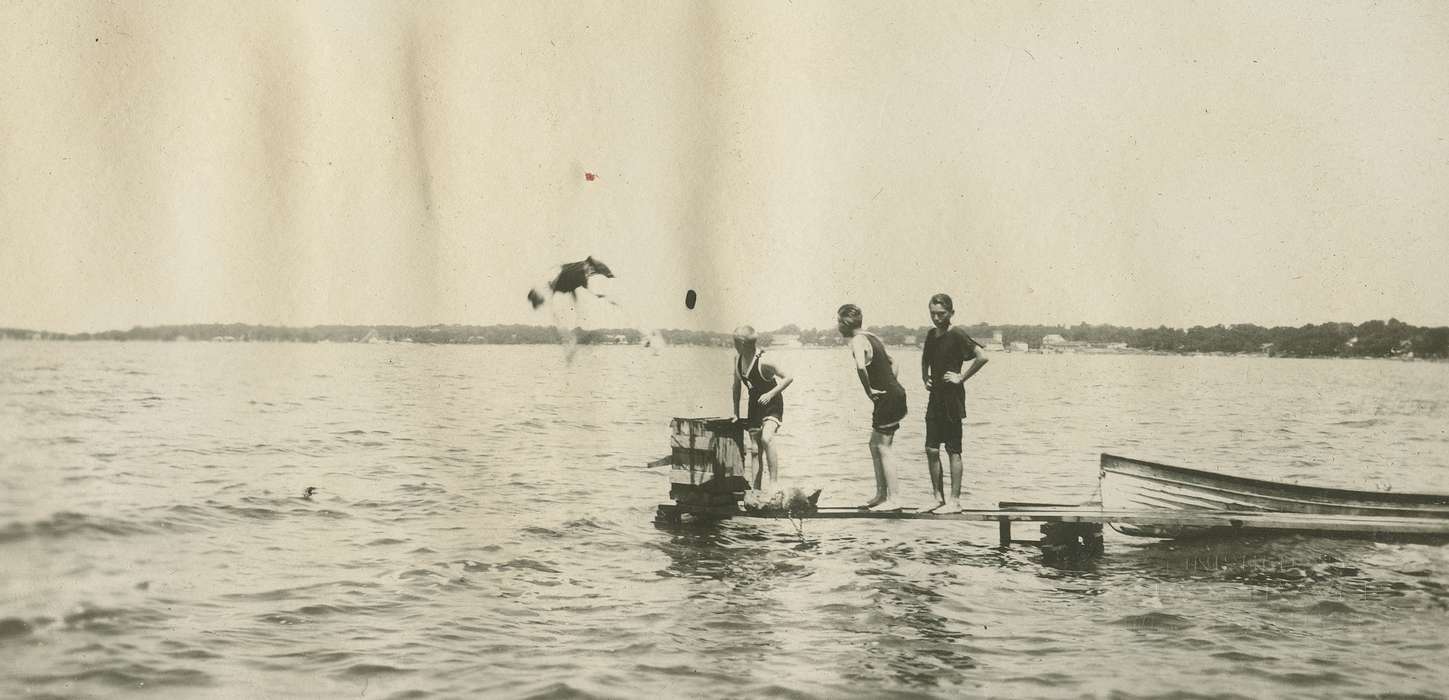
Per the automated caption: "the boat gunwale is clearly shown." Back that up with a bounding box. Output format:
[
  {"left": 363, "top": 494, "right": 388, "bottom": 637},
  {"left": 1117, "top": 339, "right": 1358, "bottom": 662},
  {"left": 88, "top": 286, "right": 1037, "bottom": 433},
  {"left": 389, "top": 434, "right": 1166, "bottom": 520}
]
[
  {"left": 1101, "top": 467, "right": 1449, "bottom": 517},
  {"left": 1101, "top": 453, "right": 1449, "bottom": 508}
]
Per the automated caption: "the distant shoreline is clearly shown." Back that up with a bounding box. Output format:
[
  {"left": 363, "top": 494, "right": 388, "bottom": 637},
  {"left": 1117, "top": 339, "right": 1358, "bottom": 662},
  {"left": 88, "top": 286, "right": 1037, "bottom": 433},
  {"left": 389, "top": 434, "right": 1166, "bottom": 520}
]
[
  {"left": 3, "top": 336, "right": 1444, "bottom": 363},
  {"left": 2, "top": 319, "right": 1446, "bottom": 360}
]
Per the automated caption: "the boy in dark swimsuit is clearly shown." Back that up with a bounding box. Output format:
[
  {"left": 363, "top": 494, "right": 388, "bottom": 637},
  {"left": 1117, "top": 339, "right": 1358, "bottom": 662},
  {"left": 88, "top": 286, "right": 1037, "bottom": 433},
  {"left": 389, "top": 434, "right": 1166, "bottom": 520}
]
[
  {"left": 732, "top": 326, "right": 793, "bottom": 492},
  {"left": 921, "top": 293, "right": 989, "bottom": 513},
  {"left": 837, "top": 304, "right": 908, "bottom": 512}
]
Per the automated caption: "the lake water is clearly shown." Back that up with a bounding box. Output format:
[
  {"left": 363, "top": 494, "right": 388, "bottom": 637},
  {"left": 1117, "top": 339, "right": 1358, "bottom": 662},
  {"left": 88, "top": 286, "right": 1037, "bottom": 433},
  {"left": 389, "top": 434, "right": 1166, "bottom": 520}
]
[{"left": 2, "top": 341, "right": 1447, "bottom": 698}]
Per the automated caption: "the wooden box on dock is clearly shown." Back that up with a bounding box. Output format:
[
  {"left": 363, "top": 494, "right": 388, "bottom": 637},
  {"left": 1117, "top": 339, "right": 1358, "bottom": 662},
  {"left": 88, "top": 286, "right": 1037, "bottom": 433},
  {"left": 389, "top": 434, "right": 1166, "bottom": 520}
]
[{"left": 668, "top": 417, "right": 756, "bottom": 500}]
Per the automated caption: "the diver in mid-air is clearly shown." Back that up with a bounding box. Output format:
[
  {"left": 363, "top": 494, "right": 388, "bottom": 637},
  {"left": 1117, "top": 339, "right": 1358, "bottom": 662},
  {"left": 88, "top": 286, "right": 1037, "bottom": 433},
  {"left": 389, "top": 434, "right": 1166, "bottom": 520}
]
[
  {"left": 528, "top": 256, "right": 646, "bottom": 360},
  {"left": 527, "top": 256, "right": 618, "bottom": 310}
]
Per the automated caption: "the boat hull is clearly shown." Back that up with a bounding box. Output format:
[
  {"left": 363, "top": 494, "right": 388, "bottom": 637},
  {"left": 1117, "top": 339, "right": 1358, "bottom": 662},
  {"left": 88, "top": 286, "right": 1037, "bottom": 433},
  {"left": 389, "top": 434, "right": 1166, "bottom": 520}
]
[{"left": 1099, "top": 453, "right": 1449, "bottom": 538}]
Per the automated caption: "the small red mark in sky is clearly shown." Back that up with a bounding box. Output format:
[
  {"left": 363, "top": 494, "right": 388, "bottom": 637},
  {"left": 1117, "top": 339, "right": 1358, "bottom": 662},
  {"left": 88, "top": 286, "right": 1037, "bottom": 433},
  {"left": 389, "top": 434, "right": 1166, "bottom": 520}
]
[{"left": 584, "top": 172, "right": 597, "bottom": 181}]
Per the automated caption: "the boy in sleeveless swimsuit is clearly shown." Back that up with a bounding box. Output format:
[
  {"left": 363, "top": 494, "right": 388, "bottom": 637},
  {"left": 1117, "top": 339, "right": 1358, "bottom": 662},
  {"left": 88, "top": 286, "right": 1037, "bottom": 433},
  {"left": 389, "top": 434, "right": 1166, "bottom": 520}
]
[
  {"left": 837, "top": 304, "right": 909, "bottom": 512},
  {"left": 732, "top": 326, "right": 793, "bottom": 492}
]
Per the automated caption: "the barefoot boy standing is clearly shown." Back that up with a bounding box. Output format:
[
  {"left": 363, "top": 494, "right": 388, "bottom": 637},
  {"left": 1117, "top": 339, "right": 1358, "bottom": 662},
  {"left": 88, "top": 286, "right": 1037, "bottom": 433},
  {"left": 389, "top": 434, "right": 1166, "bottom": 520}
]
[
  {"left": 732, "top": 326, "right": 793, "bottom": 492},
  {"left": 921, "top": 294, "right": 989, "bottom": 513}
]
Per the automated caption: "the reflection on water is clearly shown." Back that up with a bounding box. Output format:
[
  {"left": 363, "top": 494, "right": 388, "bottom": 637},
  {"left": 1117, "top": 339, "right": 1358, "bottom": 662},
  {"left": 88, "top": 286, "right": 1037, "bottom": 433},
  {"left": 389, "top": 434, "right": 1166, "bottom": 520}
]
[{"left": 1, "top": 342, "right": 1447, "bottom": 697}]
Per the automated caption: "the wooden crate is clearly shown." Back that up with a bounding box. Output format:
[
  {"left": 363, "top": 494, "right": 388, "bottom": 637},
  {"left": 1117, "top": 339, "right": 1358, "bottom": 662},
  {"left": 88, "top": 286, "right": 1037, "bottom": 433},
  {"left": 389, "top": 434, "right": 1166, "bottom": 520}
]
[{"left": 668, "top": 417, "right": 757, "bottom": 495}]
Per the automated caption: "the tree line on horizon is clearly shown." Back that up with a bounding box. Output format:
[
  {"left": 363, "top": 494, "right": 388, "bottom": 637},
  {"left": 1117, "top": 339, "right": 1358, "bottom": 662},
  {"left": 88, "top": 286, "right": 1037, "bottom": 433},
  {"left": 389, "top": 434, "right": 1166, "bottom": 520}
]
[{"left": 2, "top": 318, "right": 1447, "bottom": 359}]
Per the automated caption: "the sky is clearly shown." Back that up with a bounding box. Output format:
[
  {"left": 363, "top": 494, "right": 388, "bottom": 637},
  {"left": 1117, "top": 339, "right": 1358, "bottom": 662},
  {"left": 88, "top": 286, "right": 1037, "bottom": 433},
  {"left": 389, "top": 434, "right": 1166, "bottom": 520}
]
[{"left": 2, "top": 1, "right": 1447, "bottom": 334}]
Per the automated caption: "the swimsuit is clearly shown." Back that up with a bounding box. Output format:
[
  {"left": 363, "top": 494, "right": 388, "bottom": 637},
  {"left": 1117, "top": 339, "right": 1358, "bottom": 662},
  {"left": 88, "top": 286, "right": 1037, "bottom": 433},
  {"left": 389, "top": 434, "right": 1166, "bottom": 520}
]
[
  {"left": 863, "top": 333, "right": 908, "bottom": 434},
  {"left": 738, "top": 350, "right": 784, "bottom": 430},
  {"left": 923, "top": 326, "right": 979, "bottom": 453},
  {"left": 549, "top": 260, "right": 592, "bottom": 294}
]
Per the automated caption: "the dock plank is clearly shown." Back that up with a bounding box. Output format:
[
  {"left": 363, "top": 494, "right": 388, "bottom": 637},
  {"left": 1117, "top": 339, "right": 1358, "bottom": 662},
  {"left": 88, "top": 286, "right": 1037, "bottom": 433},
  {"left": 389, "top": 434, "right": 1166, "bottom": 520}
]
[{"left": 664, "top": 504, "right": 1449, "bottom": 537}]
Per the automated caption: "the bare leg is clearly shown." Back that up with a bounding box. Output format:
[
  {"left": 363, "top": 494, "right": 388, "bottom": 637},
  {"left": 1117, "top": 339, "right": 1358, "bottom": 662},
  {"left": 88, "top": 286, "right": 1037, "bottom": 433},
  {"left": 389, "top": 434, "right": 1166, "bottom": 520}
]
[
  {"left": 867, "top": 431, "right": 901, "bottom": 511},
  {"left": 748, "top": 429, "right": 764, "bottom": 490},
  {"left": 880, "top": 432, "right": 901, "bottom": 503},
  {"left": 926, "top": 447, "right": 946, "bottom": 506},
  {"left": 758, "top": 421, "right": 781, "bottom": 491},
  {"left": 552, "top": 295, "right": 580, "bottom": 363},
  {"left": 948, "top": 451, "right": 965, "bottom": 511},
  {"left": 866, "top": 437, "right": 887, "bottom": 508}
]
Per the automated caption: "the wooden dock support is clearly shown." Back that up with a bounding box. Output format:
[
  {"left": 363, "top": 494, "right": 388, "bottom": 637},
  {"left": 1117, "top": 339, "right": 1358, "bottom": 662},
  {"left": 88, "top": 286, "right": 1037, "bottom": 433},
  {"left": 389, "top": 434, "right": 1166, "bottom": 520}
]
[
  {"left": 654, "top": 504, "right": 681, "bottom": 526},
  {"left": 1039, "top": 521, "right": 1106, "bottom": 565},
  {"left": 998, "top": 519, "right": 1011, "bottom": 548}
]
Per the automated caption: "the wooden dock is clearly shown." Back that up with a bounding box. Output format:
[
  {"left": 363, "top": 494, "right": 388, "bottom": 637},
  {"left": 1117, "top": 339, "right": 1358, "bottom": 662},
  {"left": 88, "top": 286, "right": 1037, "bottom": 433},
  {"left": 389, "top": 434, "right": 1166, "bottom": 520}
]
[
  {"left": 652, "top": 420, "right": 1449, "bottom": 551},
  {"left": 655, "top": 502, "right": 1449, "bottom": 547}
]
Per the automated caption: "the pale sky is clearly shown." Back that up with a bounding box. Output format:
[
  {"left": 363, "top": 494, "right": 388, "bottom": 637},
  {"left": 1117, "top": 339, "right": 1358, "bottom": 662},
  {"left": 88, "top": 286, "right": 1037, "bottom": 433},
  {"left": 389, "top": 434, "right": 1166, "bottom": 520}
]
[{"left": 3, "top": 1, "right": 1447, "bottom": 334}]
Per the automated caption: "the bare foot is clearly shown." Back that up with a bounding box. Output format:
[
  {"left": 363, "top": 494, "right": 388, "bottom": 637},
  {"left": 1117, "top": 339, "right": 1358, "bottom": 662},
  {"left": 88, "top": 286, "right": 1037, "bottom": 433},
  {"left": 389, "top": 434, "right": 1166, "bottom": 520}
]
[
  {"left": 867, "top": 500, "right": 904, "bottom": 512},
  {"left": 862, "top": 495, "right": 886, "bottom": 510},
  {"left": 923, "top": 501, "right": 948, "bottom": 514}
]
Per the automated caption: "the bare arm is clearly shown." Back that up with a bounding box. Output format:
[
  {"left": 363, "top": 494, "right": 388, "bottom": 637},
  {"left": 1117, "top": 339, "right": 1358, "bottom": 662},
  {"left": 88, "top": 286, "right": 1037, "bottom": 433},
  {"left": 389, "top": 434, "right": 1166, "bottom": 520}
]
[
  {"left": 921, "top": 331, "right": 932, "bottom": 389},
  {"left": 757, "top": 360, "right": 793, "bottom": 404},
  {"left": 945, "top": 332, "right": 989, "bottom": 385},
  {"left": 577, "top": 285, "right": 620, "bottom": 307},
  {"left": 731, "top": 363, "right": 742, "bottom": 419},
  {"left": 959, "top": 348, "right": 989, "bottom": 383},
  {"left": 921, "top": 334, "right": 933, "bottom": 388},
  {"left": 850, "top": 336, "right": 882, "bottom": 400}
]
